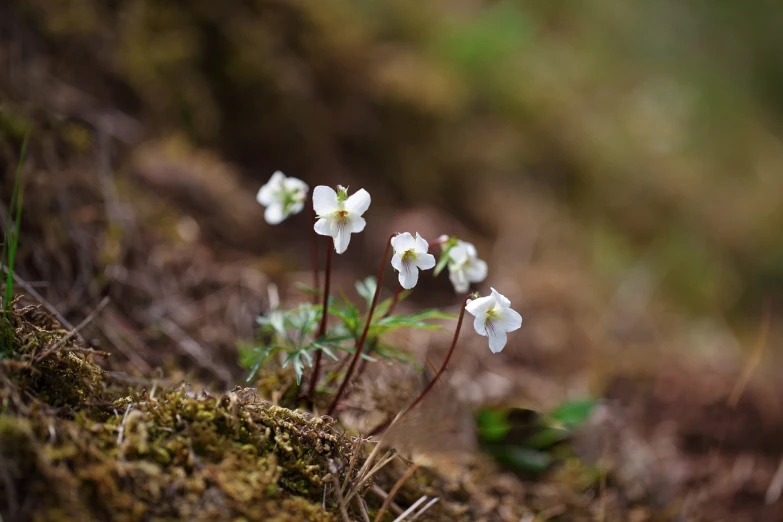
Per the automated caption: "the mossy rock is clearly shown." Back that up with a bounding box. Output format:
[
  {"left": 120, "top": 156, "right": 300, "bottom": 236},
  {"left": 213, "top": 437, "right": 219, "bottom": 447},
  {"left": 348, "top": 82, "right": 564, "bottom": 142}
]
[{"left": 0, "top": 303, "right": 354, "bottom": 521}]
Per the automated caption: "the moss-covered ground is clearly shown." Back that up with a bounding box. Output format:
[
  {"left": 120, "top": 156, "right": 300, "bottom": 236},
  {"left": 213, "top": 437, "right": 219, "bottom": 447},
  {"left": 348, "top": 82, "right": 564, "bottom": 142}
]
[{"left": 0, "top": 302, "right": 360, "bottom": 521}]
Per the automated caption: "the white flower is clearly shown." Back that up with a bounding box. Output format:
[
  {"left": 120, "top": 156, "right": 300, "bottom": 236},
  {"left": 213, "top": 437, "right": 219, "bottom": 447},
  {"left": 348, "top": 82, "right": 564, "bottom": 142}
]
[
  {"left": 447, "top": 241, "right": 488, "bottom": 293},
  {"left": 390, "top": 232, "right": 436, "bottom": 289},
  {"left": 465, "top": 287, "right": 522, "bottom": 353},
  {"left": 256, "top": 171, "right": 309, "bottom": 225},
  {"left": 313, "top": 185, "right": 371, "bottom": 254}
]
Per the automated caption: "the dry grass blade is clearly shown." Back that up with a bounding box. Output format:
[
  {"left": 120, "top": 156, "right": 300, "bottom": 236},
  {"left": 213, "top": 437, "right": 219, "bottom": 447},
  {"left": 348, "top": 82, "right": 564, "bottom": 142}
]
[
  {"left": 356, "top": 497, "right": 371, "bottom": 522},
  {"left": 340, "top": 437, "right": 365, "bottom": 497},
  {"left": 116, "top": 403, "right": 134, "bottom": 445},
  {"left": 406, "top": 497, "right": 439, "bottom": 521},
  {"left": 728, "top": 302, "right": 770, "bottom": 407},
  {"left": 160, "top": 317, "right": 233, "bottom": 385},
  {"left": 344, "top": 449, "right": 397, "bottom": 505},
  {"left": 373, "top": 461, "right": 421, "bottom": 522},
  {"left": 766, "top": 457, "right": 783, "bottom": 505},
  {"left": 392, "top": 496, "right": 428, "bottom": 522},
  {"left": 0, "top": 266, "right": 76, "bottom": 333},
  {"left": 371, "top": 485, "right": 403, "bottom": 516},
  {"left": 329, "top": 460, "right": 351, "bottom": 522},
  {"left": 37, "top": 296, "right": 110, "bottom": 359}
]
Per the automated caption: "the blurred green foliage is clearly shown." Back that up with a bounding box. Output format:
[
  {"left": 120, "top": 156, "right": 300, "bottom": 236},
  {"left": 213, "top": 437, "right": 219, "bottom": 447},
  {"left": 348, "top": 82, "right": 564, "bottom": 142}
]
[
  {"left": 476, "top": 399, "right": 596, "bottom": 475},
  {"left": 10, "top": 0, "right": 783, "bottom": 319}
]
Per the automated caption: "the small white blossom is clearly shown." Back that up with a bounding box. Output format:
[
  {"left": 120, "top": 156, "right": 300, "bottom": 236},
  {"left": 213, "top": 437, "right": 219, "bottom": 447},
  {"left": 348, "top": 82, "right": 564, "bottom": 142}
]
[
  {"left": 465, "top": 287, "right": 522, "bottom": 353},
  {"left": 313, "top": 185, "right": 371, "bottom": 254},
  {"left": 447, "top": 241, "right": 488, "bottom": 293},
  {"left": 256, "top": 171, "right": 309, "bottom": 225},
  {"left": 390, "top": 232, "right": 436, "bottom": 289}
]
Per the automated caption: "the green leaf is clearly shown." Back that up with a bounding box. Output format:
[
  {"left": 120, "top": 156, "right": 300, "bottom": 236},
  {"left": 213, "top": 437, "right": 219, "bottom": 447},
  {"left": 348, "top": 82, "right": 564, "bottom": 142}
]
[
  {"left": 374, "top": 309, "right": 454, "bottom": 332},
  {"left": 1, "top": 133, "right": 28, "bottom": 355},
  {"left": 488, "top": 446, "right": 552, "bottom": 474},
  {"left": 328, "top": 299, "right": 360, "bottom": 336},
  {"left": 294, "top": 282, "right": 321, "bottom": 297},
  {"left": 523, "top": 427, "right": 571, "bottom": 450},
  {"left": 476, "top": 408, "right": 510, "bottom": 443},
  {"left": 433, "top": 244, "right": 455, "bottom": 277},
  {"left": 240, "top": 344, "right": 285, "bottom": 382},
  {"left": 355, "top": 277, "right": 377, "bottom": 309},
  {"left": 373, "top": 342, "right": 418, "bottom": 364},
  {"left": 549, "top": 398, "right": 596, "bottom": 429}
]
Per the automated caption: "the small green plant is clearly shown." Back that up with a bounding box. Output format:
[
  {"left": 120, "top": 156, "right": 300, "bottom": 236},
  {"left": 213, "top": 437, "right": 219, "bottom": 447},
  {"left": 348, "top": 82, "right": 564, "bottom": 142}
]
[
  {"left": 244, "top": 172, "right": 525, "bottom": 432},
  {"left": 240, "top": 278, "right": 451, "bottom": 386},
  {"left": 476, "top": 398, "right": 597, "bottom": 475},
  {"left": 0, "top": 134, "right": 29, "bottom": 357}
]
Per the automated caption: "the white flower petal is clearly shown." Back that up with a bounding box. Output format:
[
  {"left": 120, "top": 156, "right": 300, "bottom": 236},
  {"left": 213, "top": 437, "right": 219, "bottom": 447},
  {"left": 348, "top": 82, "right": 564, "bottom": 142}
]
[
  {"left": 490, "top": 287, "right": 511, "bottom": 309},
  {"left": 289, "top": 201, "right": 305, "bottom": 216},
  {"left": 416, "top": 252, "right": 436, "bottom": 271},
  {"left": 314, "top": 218, "right": 331, "bottom": 236},
  {"left": 390, "top": 252, "right": 404, "bottom": 272},
  {"left": 398, "top": 263, "right": 419, "bottom": 289},
  {"left": 283, "top": 177, "right": 308, "bottom": 194},
  {"left": 448, "top": 243, "right": 469, "bottom": 265},
  {"left": 349, "top": 216, "right": 366, "bottom": 234},
  {"left": 391, "top": 232, "right": 416, "bottom": 253},
  {"left": 333, "top": 226, "right": 351, "bottom": 254},
  {"left": 487, "top": 329, "right": 508, "bottom": 353},
  {"left": 495, "top": 308, "right": 523, "bottom": 332},
  {"left": 465, "top": 295, "right": 495, "bottom": 316},
  {"left": 414, "top": 232, "right": 429, "bottom": 252},
  {"left": 313, "top": 186, "right": 339, "bottom": 216},
  {"left": 257, "top": 184, "right": 275, "bottom": 206},
  {"left": 264, "top": 204, "right": 286, "bottom": 225},
  {"left": 465, "top": 259, "right": 488, "bottom": 283},
  {"left": 449, "top": 266, "right": 469, "bottom": 293},
  {"left": 463, "top": 241, "right": 478, "bottom": 258},
  {"left": 344, "top": 188, "right": 371, "bottom": 215},
  {"left": 473, "top": 313, "right": 488, "bottom": 336}
]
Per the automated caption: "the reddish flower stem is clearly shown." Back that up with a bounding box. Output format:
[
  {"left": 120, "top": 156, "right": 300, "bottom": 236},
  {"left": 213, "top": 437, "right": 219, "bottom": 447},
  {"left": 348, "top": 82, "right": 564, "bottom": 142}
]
[
  {"left": 355, "top": 284, "right": 403, "bottom": 379},
  {"left": 306, "top": 242, "right": 332, "bottom": 401},
  {"left": 327, "top": 234, "right": 394, "bottom": 416},
  {"left": 367, "top": 295, "right": 469, "bottom": 436}
]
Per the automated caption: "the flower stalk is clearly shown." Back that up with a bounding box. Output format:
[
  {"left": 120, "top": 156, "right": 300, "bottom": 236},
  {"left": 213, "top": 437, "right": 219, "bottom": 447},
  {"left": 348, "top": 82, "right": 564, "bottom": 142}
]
[
  {"left": 306, "top": 241, "right": 333, "bottom": 400},
  {"left": 327, "top": 234, "right": 394, "bottom": 416},
  {"left": 368, "top": 295, "right": 470, "bottom": 436},
  {"left": 403, "top": 295, "right": 469, "bottom": 416}
]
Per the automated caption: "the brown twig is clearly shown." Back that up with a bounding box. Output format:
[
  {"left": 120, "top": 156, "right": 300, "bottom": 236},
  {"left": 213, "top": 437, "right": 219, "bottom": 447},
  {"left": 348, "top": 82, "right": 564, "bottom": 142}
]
[{"left": 373, "top": 461, "right": 421, "bottom": 522}]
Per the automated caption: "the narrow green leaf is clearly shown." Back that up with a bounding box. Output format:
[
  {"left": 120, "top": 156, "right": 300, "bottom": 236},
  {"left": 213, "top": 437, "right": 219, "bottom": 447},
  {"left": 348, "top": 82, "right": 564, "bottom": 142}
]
[
  {"left": 433, "top": 244, "right": 455, "bottom": 277},
  {"left": 523, "top": 427, "right": 570, "bottom": 450},
  {"left": 1, "top": 133, "right": 28, "bottom": 355},
  {"left": 355, "top": 276, "right": 376, "bottom": 309},
  {"left": 549, "top": 398, "right": 596, "bottom": 428}
]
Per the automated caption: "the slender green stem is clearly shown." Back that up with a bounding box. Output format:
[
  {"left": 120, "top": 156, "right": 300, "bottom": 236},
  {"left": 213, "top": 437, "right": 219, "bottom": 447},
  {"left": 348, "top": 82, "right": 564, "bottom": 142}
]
[
  {"left": 367, "top": 295, "right": 469, "bottom": 436},
  {"left": 328, "top": 234, "right": 394, "bottom": 416},
  {"left": 307, "top": 241, "right": 332, "bottom": 400},
  {"left": 1, "top": 134, "right": 28, "bottom": 354}
]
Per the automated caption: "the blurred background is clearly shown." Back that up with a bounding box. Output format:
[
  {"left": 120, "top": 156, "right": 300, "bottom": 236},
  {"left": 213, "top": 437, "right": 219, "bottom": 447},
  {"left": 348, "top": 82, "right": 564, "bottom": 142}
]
[{"left": 1, "top": 1, "right": 782, "bottom": 519}]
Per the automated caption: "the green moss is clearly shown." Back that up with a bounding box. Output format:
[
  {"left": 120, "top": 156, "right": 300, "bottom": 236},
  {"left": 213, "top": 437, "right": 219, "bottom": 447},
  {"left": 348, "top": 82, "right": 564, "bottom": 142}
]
[{"left": 0, "top": 302, "right": 350, "bottom": 521}]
